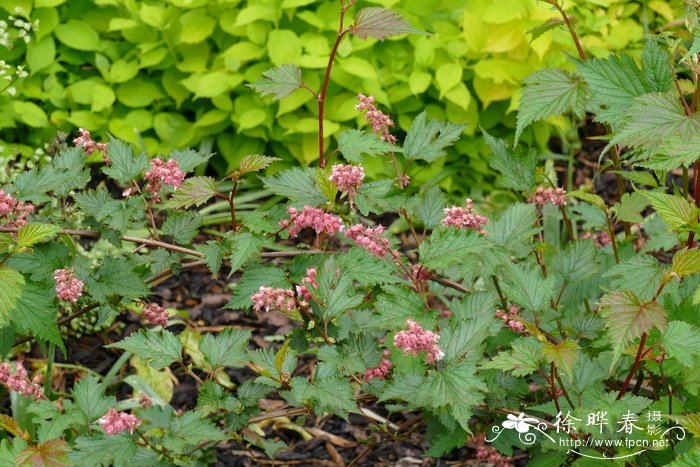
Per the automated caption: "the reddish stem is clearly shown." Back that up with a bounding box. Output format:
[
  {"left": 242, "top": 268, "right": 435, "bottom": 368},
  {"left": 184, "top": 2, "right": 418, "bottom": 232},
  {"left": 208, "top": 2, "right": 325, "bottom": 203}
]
[
  {"left": 616, "top": 332, "right": 647, "bottom": 400},
  {"left": 318, "top": 6, "right": 350, "bottom": 168}
]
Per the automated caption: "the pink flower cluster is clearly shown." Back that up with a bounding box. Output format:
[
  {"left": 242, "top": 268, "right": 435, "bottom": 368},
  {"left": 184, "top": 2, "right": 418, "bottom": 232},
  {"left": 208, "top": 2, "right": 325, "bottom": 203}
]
[
  {"left": 442, "top": 199, "right": 489, "bottom": 233},
  {"left": 144, "top": 159, "right": 186, "bottom": 202},
  {"left": 73, "top": 128, "right": 108, "bottom": 161},
  {"left": 54, "top": 269, "right": 84, "bottom": 303},
  {"left": 0, "top": 189, "right": 34, "bottom": 228},
  {"left": 251, "top": 286, "right": 296, "bottom": 313},
  {"left": 329, "top": 164, "right": 365, "bottom": 198},
  {"left": 580, "top": 231, "right": 611, "bottom": 247},
  {"left": 365, "top": 350, "right": 392, "bottom": 381},
  {"left": 0, "top": 362, "right": 44, "bottom": 399},
  {"left": 98, "top": 408, "right": 141, "bottom": 436},
  {"left": 344, "top": 224, "right": 392, "bottom": 258},
  {"left": 470, "top": 434, "right": 513, "bottom": 467},
  {"left": 529, "top": 186, "right": 567, "bottom": 207},
  {"left": 355, "top": 93, "right": 397, "bottom": 144},
  {"left": 295, "top": 268, "right": 318, "bottom": 302},
  {"left": 143, "top": 303, "right": 169, "bottom": 326},
  {"left": 394, "top": 319, "right": 444, "bottom": 363},
  {"left": 495, "top": 305, "right": 526, "bottom": 334},
  {"left": 279, "top": 206, "right": 343, "bottom": 237}
]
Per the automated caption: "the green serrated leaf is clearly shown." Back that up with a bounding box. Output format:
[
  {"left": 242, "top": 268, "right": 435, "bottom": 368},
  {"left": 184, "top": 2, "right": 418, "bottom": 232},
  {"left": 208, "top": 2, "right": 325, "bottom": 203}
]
[
  {"left": 670, "top": 247, "right": 700, "bottom": 279},
  {"left": 0, "top": 267, "right": 24, "bottom": 328},
  {"left": 199, "top": 328, "right": 251, "bottom": 368},
  {"left": 515, "top": 68, "right": 587, "bottom": 144},
  {"left": 501, "top": 263, "right": 555, "bottom": 313},
  {"left": 228, "top": 232, "right": 264, "bottom": 276},
  {"left": 101, "top": 138, "right": 149, "bottom": 184},
  {"left": 166, "top": 176, "right": 218, "bottom": 209},
  {"left": 419, "top": 228, "right": 489, "bottom": 271},
  {"left": 662, "top": 321, "right": 700, "bottom": 367},
  {"left": 161, "top": 211, "right": 201, "bottom": 244},
  {"left": 108, "top": 329, "right": 182, "bottom": 369},
  {"left": 614, "top": 191, "right": 650, "bottom": 223},
  {"left": 16, "top": 223, "right": 61, "bottom": 250},
  {"left": 197, "top": 240, "right": 228, "bottom": 275},
  {"left": 403, "top": 112, "right": 465, "bottom": 162},
  {"left": 336, "top": 129, "right": 400, "bottom": 163},
  {"left": 483, "top": 129, "right": 537, "bottom": 191},
  {"left": 643, "top": 191, "right": 697, "bottom": 232},
  {"left": 238, "top": 154, "right": 280, "bottom": 175},
  {"left": 247, "top": 64, "right": 303, "bottom": 100},
  {"left": 11, "top": 282, "right": 64, "bottom": 352},
  {"left": 482, "top": 337, "right": 544, "bottom": 377},
  {"left": 261, "top": 167, "right": 326, "bottom": 205},
  {"left": 73, "top": 375, "right": 115, "bottom": 422}
]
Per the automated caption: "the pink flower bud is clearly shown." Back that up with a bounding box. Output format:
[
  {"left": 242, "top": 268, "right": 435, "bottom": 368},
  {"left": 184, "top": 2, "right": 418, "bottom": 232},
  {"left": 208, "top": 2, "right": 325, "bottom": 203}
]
[
  {"left": 142, "top": 303, "right": 169, "bottom": 326},
  {"left": 279, "top": 206, "right": 343, "bottom": 237},
  {"left": 329, "top": 164, "right": 365, "bottom": 198},
  {"left": 394, "top": 320, "right": 444, "bottom": 364},
  {"left": 54, "top": 269, "right": 84, "bottom": 303},
  {"left": 442, "top": 199, "right": 489, "bottom": 233},
  {"left": 355, "top": 93, "right": 397, "bottom": 144},
  {"left": 529, "top": 186, "right": 567, "bottom": 207},
  {"left": 251, "top": 286, "right": 296, "bottom": 313},
  {"left": 144, "top": 158, "right": 186, "bottom": 202},
  {"left": 98, "top": 408, "right": 141, "bottom": 435},
  {"left": 344, "top": 224, "right": 392, "bottom": 258}
]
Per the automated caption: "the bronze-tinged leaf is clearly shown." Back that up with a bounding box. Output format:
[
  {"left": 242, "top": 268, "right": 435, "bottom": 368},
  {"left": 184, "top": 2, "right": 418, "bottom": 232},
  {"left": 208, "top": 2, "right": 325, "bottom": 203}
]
[
  {"left": 599, "top": 290, "right": 666, "bottom": 349},
  {"left": 16, "top": 440, "right": 70, "bottom": 467},
  {"left": 350, "top": 8, "right": 424, "bottom": 41}
]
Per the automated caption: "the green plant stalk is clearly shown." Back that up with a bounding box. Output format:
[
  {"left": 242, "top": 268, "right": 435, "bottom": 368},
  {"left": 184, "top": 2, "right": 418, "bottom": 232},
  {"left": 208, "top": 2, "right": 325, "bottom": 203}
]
[
  {"left": 44, "top": 343, "right": 55, "bottom": 399},
  {"left": 103, "top": 350, "right": 132, "bottom": 387},
  {"left": 318, "top": 2, "right": 351, "bottom": 168}
]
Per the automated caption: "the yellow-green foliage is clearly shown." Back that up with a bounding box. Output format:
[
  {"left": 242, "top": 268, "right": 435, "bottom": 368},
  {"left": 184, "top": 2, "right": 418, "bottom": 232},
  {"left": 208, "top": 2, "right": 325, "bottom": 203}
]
[{"left": 0, "top": 0, "right": 681, "bottom": 190}]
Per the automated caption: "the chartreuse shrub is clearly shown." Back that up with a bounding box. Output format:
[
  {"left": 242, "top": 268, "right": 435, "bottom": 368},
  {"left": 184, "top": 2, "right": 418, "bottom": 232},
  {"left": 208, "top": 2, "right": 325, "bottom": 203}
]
[
  {"left": 1, "top": 1, "right": 700, "bottom": 465},
  {"left": 0, "top": 0, "right": 681, "bottom": 193}
]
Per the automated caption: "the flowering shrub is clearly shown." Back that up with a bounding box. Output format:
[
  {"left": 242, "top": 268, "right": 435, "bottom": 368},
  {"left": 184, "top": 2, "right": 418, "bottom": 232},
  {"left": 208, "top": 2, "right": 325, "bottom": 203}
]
[{"left": 1, "top": 1, "right": 700, "bottom": 465}]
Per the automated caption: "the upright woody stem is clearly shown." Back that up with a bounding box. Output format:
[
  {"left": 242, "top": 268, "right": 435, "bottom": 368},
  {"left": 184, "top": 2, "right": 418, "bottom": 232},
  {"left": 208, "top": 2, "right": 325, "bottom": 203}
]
[{"left": 318, "top": 1, "right": 351, "bottom": 168}]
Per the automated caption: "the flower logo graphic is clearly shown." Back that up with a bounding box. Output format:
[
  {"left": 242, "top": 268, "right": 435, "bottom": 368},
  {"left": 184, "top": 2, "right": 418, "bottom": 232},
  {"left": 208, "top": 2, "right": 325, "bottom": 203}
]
[{"left": 501, "top": 412, "right": 540, "bottom": 433}]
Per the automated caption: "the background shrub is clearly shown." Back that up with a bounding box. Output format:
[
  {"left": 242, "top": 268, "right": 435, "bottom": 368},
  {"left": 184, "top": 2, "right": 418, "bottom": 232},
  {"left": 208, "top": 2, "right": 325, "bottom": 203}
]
[{"left": 0, "top": 0, "right": 681, "bottom": 192}]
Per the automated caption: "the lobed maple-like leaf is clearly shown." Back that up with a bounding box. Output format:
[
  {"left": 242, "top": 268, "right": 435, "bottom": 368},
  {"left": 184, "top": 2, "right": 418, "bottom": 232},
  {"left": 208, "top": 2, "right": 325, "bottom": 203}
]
[
  {"left": 247, "top": 64, "right": 303, "bottom": 100},
  {"left": 351, "top": 7, "right": 423, "bottom": 40}
]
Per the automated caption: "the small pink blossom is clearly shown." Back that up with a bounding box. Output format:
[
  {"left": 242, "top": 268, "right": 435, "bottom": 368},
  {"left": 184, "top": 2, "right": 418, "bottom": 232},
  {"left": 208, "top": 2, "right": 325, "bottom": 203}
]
[
  {"left": 442, "top": 199, "right": 489, "bottom": 233},
  {"left": 495, "top": 305, "right": 526, "bottom": 334},
  {"left": 73, "top": 128, "right": 108, "bottom": 162},
  {"left": 142, "top": 303, "right": 169, "bottom": 326},
  {"left": 329, "top": 164, "right": 365, "bottom": 198},
  {"left": 0, "top": 362, "right": 44, "bottom": 399},
  {"left": 279, "top": 206, "right": 343, "bottom": 237},
  {"left": 580, "top": 231, "right": 611, "bottom": 247},
  {"left": 470, "top": 434, "right": 513, "bottom": 467},
  {"left": 251, "top": 286, "right": 296, "bottom": 313},
  {"left": 144, "top": 159, "right": 186, "bottom": 202},
  {"left": 0, "top": 189, "right": 34, "bottom": 229},
  {"left": 394, "top": 319, "right": 444, "bottom": 363},
  {"left": 54, "top": 268, "right": 84, "bottom": 303},
  {"left": 365, "top": 350, "right": 392, "bottom": 381},
  {"left": 529, "top": 186, "right": 567, "bottom": 207},
  {"left": 344, "top": 224, "right": 392, "bottom": 258},
  {"left": 98, "top": 408, "right": 141, "bottom": 436},
  {"left": 295, "top": 268, "right": 318, "bottom": 302},
  {"left": 355, "top": 93, "right": 397, "bottom": 144}
]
